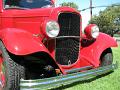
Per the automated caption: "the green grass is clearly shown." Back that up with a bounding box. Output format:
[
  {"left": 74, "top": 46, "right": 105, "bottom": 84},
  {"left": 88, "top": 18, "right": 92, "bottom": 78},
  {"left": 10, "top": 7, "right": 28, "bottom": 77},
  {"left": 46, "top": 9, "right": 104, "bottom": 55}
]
[
  {"left": 59, "top": 46, "right": 120, "bottom": 90},
  {"left": 114, "top": 34, "right": 120, "bottom": 37}
]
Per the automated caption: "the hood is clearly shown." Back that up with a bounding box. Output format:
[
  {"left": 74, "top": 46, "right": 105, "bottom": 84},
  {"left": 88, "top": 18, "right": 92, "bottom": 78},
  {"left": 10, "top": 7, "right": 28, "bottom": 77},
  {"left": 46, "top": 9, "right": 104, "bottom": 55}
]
[
  {"left": 2, "top": 6, "right": 80, "bottom": 18},
  {"left": 1, "top": 7, "right": 80, "bottom": 35},
  {"left": 2, "top": 8, "right": 52, "bottom": 17}
]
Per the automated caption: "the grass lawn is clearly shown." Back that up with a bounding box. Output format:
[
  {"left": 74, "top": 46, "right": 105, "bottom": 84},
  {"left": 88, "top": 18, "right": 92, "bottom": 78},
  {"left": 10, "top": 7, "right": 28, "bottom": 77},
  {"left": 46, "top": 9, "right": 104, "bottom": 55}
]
[{"left": 56, "top": 46, "right": 120, "bottom": 90}]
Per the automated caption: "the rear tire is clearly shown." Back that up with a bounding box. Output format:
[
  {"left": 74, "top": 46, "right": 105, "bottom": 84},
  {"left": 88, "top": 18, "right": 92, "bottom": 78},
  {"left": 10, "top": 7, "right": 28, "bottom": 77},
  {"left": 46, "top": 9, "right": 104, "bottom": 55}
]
[
  {"left": 0, "top": 41, "right": 25, "bottom": 90},
  {"left": 100, "top": 48, "right": 113, "bottom": 66}
]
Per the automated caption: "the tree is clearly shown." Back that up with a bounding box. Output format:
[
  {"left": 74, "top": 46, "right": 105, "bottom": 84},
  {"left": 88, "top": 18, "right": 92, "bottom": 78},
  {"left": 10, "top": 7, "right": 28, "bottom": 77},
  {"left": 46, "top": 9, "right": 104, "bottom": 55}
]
[
  {"left": 89, "top": 4, "right": 120, "bottom": 36},
  {"left": 60, "top": 2, "right": 78, "bottom": 10}
]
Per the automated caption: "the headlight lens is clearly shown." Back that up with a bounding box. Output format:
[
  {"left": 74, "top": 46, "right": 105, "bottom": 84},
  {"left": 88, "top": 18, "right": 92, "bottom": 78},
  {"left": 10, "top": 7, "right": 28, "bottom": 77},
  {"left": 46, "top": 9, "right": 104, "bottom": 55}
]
[
  {"left": 46, "top": 21, "right": 60, "bottom": 37},
  {"left": 91, "top": 26, "right": 99, "bottom": 38}
]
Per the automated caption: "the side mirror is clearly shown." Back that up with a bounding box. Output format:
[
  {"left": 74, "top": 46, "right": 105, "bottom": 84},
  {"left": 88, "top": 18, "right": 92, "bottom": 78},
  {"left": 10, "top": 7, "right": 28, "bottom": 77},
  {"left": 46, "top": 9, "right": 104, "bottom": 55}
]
[{"left": 84, "top": 24, "right": 99, "bottom": 39}]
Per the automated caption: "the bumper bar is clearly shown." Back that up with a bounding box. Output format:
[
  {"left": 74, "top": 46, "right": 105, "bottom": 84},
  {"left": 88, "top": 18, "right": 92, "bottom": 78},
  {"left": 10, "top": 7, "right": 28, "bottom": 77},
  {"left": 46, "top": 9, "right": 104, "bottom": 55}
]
[{"left": 20, "top": 63, "right": 117, "bottom": 90}]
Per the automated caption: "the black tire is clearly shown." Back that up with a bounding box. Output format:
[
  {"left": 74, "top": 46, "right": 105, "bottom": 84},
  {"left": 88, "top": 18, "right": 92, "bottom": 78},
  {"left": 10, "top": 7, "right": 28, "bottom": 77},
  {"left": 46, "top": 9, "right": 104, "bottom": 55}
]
[
  {"left": 0, "top": 41, "right": 25, "bottom": 90},
  {"left": 100, "top": 48, "right": 113, "bottom": 66}
]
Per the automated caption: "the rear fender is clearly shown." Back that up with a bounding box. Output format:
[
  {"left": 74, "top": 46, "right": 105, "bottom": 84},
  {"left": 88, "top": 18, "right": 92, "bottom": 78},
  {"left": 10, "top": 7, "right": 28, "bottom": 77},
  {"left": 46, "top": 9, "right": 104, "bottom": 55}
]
[
  {"left": 81, "top": 33, "right": 117, "bottom": 67},
  {"left": 0, "top": 28, "right": 49, "bottom": 55}
]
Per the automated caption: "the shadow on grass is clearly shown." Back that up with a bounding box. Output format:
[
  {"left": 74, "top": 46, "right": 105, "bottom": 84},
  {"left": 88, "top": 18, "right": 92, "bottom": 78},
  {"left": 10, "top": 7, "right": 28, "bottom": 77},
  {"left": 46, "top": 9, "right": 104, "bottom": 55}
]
[{"left": 50, "top": 72, "right": 113, "bottom": 90}]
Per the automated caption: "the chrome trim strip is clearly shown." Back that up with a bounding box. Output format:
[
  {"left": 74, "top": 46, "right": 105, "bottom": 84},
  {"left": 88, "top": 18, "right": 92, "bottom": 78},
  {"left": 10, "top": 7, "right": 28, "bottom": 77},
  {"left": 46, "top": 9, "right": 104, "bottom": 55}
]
[
  {"left": 65, "top": 65, "right": 93, "bottom": 74},
  {"left": 55, "top": 36, "right": 80, "bottom": 39}
]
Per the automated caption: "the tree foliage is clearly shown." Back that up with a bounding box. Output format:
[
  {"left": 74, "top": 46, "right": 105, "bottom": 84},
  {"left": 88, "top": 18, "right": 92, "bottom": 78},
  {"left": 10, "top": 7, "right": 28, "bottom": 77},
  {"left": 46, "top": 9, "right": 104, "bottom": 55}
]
[
  {"left": 60, "top": 2, "right": 78, "bottom": 10},
  {"left": 90, "top": 5, "right": 120, "bottom": 36}
]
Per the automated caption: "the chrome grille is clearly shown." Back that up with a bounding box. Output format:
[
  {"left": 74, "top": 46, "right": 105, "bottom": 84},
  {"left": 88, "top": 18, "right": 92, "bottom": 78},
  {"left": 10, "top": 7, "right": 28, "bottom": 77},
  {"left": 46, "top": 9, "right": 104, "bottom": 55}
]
[{"left": 55, "top": 13, "right": 80, "bottom": 65}]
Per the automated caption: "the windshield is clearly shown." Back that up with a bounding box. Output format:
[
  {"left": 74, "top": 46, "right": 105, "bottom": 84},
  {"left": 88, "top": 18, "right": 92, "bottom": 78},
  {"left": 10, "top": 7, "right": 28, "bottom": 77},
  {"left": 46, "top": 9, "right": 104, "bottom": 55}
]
[{"left": 4, "top": 0, "right": 53, "bottom": 9}]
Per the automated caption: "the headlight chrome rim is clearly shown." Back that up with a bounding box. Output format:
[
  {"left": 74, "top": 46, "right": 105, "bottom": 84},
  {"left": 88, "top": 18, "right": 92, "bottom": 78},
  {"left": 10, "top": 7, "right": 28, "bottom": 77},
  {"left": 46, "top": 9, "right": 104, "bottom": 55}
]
[
  {"left": 46, "top": 21, "right": 60, "bottom": 38},
  {"left": 91, "top": 25, "right": 99, "bottom": 38}
]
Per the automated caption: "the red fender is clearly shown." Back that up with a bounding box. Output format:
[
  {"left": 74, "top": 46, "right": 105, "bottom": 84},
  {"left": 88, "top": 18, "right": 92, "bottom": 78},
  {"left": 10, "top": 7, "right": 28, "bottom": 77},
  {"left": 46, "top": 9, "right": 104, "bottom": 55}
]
[
  {"left": 0, "top": 28, "right": 49, "bottom": 55},
  {"left": 80, "top": 33, "right": 118, "bottom": 67}
]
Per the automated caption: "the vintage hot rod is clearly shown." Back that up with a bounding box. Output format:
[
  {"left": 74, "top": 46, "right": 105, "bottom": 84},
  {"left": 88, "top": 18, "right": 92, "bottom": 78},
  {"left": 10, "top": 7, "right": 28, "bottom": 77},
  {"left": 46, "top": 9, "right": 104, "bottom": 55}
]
[{"left": 0, "top": 0, "right": 118, "bottom": 90}]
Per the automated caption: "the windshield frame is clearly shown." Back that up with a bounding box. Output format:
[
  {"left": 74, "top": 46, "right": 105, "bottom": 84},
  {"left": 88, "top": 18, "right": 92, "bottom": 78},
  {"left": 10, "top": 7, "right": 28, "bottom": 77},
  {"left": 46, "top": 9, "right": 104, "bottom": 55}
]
[{"left": 4, "top": 0, "right": 54, "bottom": 10}]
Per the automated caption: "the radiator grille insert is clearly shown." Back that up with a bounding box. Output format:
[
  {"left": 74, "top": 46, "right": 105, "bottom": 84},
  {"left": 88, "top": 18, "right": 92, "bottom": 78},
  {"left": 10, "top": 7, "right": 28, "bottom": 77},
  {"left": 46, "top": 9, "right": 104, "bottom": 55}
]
[{"left": 55, "top": 13, "right": 80, "bottom": 65}]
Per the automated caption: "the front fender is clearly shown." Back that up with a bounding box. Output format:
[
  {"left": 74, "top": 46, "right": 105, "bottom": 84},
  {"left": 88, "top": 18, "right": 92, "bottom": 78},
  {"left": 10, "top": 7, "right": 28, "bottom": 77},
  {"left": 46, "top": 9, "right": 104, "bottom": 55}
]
[
  {"left": 81, "top": 33, "right": 117, "bottom": 67},
  {"left": 0, "top": 28, "right": 49, "bottom": 55}
]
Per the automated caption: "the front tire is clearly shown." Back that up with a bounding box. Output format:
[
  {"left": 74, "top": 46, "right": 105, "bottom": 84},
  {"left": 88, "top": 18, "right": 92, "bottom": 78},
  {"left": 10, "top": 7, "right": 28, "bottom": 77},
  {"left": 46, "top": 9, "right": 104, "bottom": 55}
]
[
  {"left": 100, "top": 48, "right": 113, "bottom": 66},
  {"left": 0, "top": 41, "right": 25, "bottom": 90}
]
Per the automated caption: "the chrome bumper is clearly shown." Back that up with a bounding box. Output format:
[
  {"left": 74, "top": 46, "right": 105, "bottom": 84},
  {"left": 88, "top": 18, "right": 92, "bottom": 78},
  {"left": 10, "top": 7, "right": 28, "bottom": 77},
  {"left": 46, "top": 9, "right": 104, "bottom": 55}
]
[{"left": 20, "top": 63, "right": 118, "bottom": 90}]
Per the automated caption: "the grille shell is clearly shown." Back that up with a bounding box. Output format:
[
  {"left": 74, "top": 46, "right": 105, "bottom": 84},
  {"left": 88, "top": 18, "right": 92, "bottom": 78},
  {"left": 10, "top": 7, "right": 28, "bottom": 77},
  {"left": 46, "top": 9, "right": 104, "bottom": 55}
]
[{"left": 55, "top": 13, "right": 80, "bottom": 65}]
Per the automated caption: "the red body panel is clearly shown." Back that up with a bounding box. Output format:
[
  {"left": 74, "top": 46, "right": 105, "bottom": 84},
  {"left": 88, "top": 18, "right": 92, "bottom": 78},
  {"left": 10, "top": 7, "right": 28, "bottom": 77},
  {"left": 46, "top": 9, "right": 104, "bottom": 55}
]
[
  {"left": 0, "top": 28, "right": 50, "bottom": 55},
  {"left": 0, "top": 7, "right": 81, "bottom": 55},
  {"left": 80, "top": 33, "right": 117, "bottom": 67}
]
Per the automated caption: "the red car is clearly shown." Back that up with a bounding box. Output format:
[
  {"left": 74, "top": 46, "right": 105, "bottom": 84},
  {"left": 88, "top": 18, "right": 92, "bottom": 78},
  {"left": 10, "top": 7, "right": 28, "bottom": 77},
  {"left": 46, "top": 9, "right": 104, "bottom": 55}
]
[{"left": 0, "top": 0, "right": 118, "bottom": 90}]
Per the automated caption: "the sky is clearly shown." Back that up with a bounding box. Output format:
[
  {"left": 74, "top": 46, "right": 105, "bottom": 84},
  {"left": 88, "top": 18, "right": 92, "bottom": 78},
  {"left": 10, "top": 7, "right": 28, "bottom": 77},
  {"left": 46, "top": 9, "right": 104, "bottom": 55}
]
[{"left": 55, "top": 0, "right": 120, "bottom": 30}]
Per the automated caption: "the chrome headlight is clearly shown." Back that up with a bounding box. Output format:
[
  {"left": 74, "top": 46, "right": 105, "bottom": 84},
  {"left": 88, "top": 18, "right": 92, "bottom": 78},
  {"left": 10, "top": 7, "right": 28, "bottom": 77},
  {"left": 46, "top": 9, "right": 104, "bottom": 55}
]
[
  {"left": 46, "top": 21, "right": 60, "bottom": 38},
  {"left": 91, "top": 25, "right": 99, "bottom": 38},
  {"left": 84, "top": 24, "right": 99, "bottom": 39}
]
